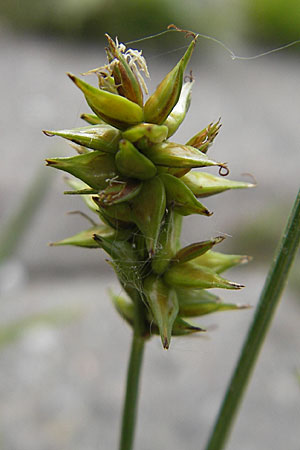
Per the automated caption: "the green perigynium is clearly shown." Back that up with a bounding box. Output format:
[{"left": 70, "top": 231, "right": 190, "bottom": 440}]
[{"left": 45, "top": 32, "right": 254, "bottom": 349}]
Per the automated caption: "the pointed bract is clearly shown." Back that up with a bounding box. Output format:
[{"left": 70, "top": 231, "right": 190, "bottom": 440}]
[
  {"left": 122, "top": 123, "right": 168, "bottom": 144},
  {"left": 141, "top": 142, "right": 227, "bottom": 170},
  {"left": 193, "top": 250, "right": 252, "bottom": 274},
  {"left": 131, "top": 176, "right": 166, "bottom": 255},
  {"left": 159, "top": 173, "right": 211, "bottom": 216},
  {"left": 143, "top": 275, "right": 179, "bottom": 349},
  {"left": 80, "top": 113, "right": 104, "bottom": 125},
  {"left": 115, "top": 139, "right": 157, "bottom": 180},
  {"left": 164, "top": 80, "right": 194, "bottom": 137},
  {"left": 151, "top": 209, "right": 182, "bottom": 274},
  {"left": 46, "top": 151, "right": 117, "bottom": 190},
  {"left": 178, "top": 290, "right": 250, "bottom": 317},
  {"left": 144, "top": 37, "right": 197, "bottom": 124},
  {"left": 68, "top": 73, "right": 144, "bottom": 129},
  {"left": 171, "top": 317, "right": 206, "bottom": 336},
  {"left": 50, "top": 225, "right": 115, "bottom": 248},
  {"left": 172, "top": 236, "right": 225, "bottom": 264},
  {"left": 186, "top": 119, "right": 221, "bottom": 153},
  {"left": 164, "top": 261, "right": 244, "bottom": 290},
  {"left": 43, "top": 125, "right": 121, "bottom": 154},
  {"left": 176, "top": 287, "right": 220, "bottom": 305},
  {"left": 181, "top": 171, "right": 255, "bottom": 198}
]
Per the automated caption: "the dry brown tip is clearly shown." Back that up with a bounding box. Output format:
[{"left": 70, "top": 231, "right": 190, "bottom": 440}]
[
  {"left": 45, "top": 159, "right": 57, "bottom": 166},
  {"left": 92, "top": 234, "right": 102, "bottom": 243},
  {"left": 163, "top": 337, "right": 169, "bottom": 350},
  {"left": 42, "top": 130, "right": 54, "bottom": 137},
  {"left": 230, "top": 282, "right": 245, "bottom": 290},
  {"left": 67, "top": 73, "right": 77, "bottom": 84},
  {"left": 215, "top": 235, "right": 226, "bottom": 244},
  {"left": 167, "top": 24, "right": 198, "bottom": 39}
]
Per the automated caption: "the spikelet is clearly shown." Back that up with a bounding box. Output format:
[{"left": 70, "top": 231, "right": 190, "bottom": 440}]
[{"left": 45, "top": 31, "right": 253, "bottom": 349}]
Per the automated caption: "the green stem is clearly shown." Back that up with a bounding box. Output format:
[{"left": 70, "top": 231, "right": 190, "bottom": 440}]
[
  {"left": 0, "top": 168, "right": 52, "bottom": 264},
  {"left": 205, "top": 189, "right": 300, "bottom": 450},
  {"left": 119, "top": 294, "right": 147, "bottom": 450}
]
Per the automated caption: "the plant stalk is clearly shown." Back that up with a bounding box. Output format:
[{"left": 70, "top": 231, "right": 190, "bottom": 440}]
[
  {"left": 0, "top": 168, "right": 52, "bottom": 265},
  {"left": 205, "top": 188, "right": 300, "bottom": 450},
  {"left": 119, "top": 293, "right": 147, "bottom": 450}
]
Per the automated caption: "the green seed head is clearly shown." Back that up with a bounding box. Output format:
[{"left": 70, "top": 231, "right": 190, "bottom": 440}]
[{"left": 45, "top": 30, "right": 252, "bottom": 349}]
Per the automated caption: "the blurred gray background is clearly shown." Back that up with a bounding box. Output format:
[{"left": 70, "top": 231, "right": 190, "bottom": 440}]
[{"left": 0, "top": 1, "right": 299, "bottom": 449}]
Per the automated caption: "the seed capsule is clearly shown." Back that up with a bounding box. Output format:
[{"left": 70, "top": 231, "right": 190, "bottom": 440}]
[
  {"left": 151, "top": 209, "right": 182, "bottom": 275},
  {"left": 50, "top": 225, "right": 115, "bottom": 248},
  {"left": 143, "top": 275, "right": 179, "bottom": 349},
  {"left": 141, "top": 142, "right": 227, "bottom": 170},
  {"left": 171, "top": 317, "right": 205, "bottom": 335},
  {"left": 122, "top": 123, "right": 168, "bottom": 144},
  {"left": 43, "top": 124, "right": 121, "bottom": 154},
  {"left": 177, "top": 288, "right": 220, "bottom": 305},
  {"left": 68, "top": 73, "right": 144, "bottom": 129},
  {"left": 144, "top": 37, "right": 197, "bottom": 124},
  {"left": 164, "top": 80, "right": 194, "bottom": 138},
  {"left": 115, "top": 139, "right": 157, "bottom": 180},
  {"left": 172, "top": 236, "right": 225, "bottom": 264},
  {"left": 193, "top": 250, "right": 252, "bottom": 274},
  {"left": 131, "top": 176, "right": 166, "bottom": 255},
  {"left": 176, "top": 287, "right": 249, "bottom": 317},
  {"left": 159, "top": 173, "right": 211, "bottom": 216},
  {"left": 164, "top": 261, "right": 244, "bottom": 290},
  {"left": 181, "top": 171, "right": 255, "bottom": 198},
  {"left": 46, "top": 151, "right": 117, "bottom": 190}
]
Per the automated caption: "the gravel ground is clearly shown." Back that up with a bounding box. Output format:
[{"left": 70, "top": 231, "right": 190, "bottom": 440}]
[{"left": 1, "top": 26, "right": 300, "bottom": 450}]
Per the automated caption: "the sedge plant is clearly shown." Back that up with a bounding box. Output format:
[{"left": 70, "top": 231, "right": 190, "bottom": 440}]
[{"left": 44, "top": 30, "right": 255, "bottom": 450}]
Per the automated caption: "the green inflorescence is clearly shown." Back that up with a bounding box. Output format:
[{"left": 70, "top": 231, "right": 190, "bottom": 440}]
[{"left": 45, "top": 32, "right": 254, "bottom": 349}]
